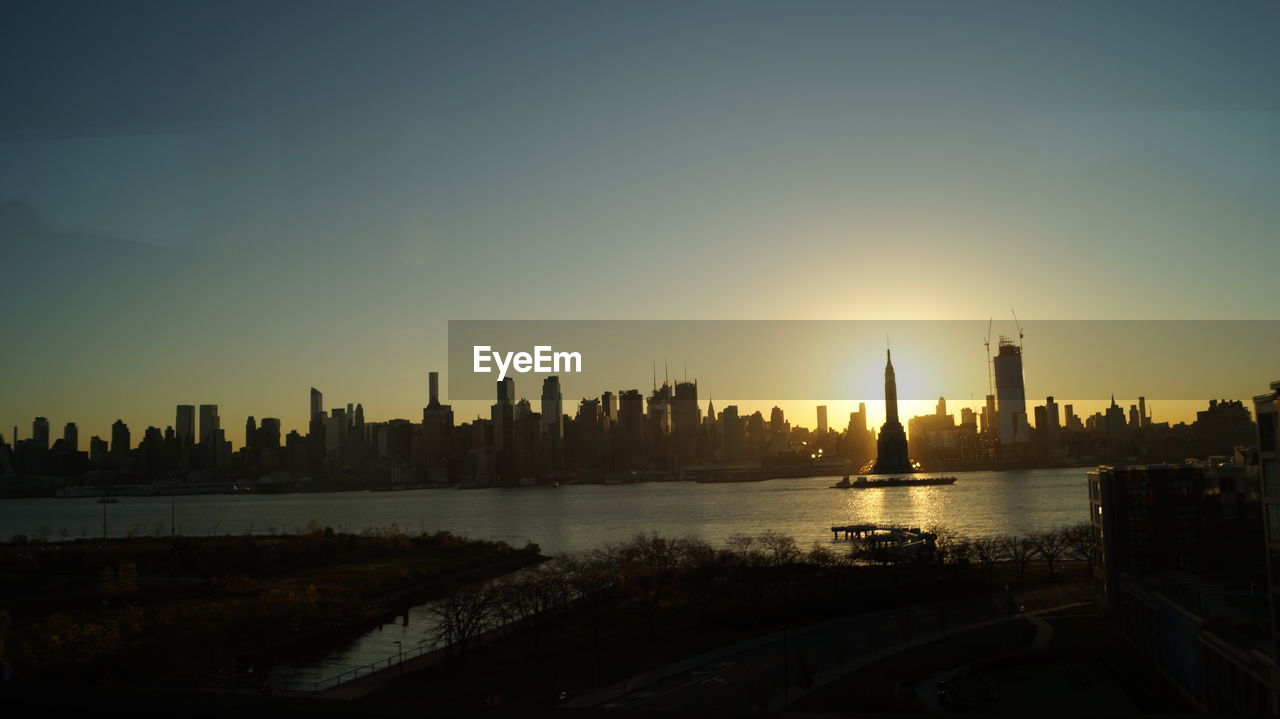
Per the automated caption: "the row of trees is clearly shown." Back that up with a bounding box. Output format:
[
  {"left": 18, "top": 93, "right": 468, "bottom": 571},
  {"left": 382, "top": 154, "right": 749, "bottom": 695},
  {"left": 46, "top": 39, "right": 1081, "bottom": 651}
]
[
  {"left": 429, "top": 523, "right": 1098, "bottom": 658},
  {"left": 929, "top": 523, "right": 1096, "bottom": 581}
]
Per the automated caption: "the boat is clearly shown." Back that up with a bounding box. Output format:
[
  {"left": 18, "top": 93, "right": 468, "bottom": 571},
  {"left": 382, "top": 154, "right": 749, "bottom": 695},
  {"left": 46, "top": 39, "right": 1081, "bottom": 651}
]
[{"left": 830, "top": 475, "right": 956, "bottom": 489}]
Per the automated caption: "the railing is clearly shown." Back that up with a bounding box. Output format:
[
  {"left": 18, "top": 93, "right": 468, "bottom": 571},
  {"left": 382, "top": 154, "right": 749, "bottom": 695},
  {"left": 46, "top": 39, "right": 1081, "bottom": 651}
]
[{"left": 274, "top": 640, "right": 441, "bottom": 694}]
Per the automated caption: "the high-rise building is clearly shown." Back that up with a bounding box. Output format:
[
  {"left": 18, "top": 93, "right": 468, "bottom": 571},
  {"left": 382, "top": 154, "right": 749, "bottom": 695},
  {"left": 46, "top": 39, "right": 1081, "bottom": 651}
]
[
  {"left": 541, "top": 376, "right": 564, "bottom": 468},
  {"left": 32, "top": 417, "right": 49, "bottom": 451},
  {"left": 62, "top": 422, "right": 78, "bottom": 453},
  {"left": 993, "top": 338, "right": 1029, "bottom": 446},
  {"left": 175, "top": 405, "right": 195, "bottom": 445},
  {"left": 617, "top": 389, "right": 646, "bottom": 467},
  {"left": 492, "top": 378, "right": 516, "bottom": 452},
  {"left": 89, "top": 436, "right": 108, "bottom": 462},
  {"left": 1090, "top": 461, "right": 1273, "bottom": 712},
  {"left": 540, "top": 376, "right": 563, "bottom": 439},
  {"left": 110, "top": 419, "right": 130, "bottom": 458},
  {"left": 601, "top": 391, "right": 616, "bottom": 425},
  {"left": 198, "top": 404, "right": 220, "bottom": 446},
  {"left": 310, "top": 387, "right": 323, "bottom": 422},
  {"left": 817, "top": 405, "right": 828, "bottom": 434},
  {"left": 673, "top": 381, "right": 698, "bottom": 459},
  {"left": 245, "top": 416, "right": 257, "bottom": 449},
  {"left": 428, "top": 371, "right": 441, "bottom": 408},
  {"left": 259, "top": 417, "right": 282, "bottom": 448},
  {"left": 982, "top": 394, "right": 997, "bottom": 436},
  {"left": 871, "top": 349, "right": 913, "bottom": 474}
]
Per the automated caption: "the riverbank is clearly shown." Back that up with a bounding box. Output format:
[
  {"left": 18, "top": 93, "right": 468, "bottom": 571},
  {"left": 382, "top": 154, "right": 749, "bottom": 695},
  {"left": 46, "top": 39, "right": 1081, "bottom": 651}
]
[{"left": 0, "top": 528, "right": 543, "bottom": 686}]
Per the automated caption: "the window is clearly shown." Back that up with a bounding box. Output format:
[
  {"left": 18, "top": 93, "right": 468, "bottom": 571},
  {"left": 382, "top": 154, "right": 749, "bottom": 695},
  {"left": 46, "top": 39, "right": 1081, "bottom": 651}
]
[
  {"left": 1260, "top": 412, "right": 1276, "bottom": 452},
  {"left": 1264, "top": 459, "right": 1279, "bottom": 497},
  {"left": 1269, "top": 506, "right": 1280, "bottom": 542}
]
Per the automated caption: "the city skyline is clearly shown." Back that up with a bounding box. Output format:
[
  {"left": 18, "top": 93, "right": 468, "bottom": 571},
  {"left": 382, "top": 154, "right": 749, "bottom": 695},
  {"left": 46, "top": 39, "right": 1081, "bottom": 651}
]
[{"left": 1, "top": 370, "right": 1252, "bottom": 454}]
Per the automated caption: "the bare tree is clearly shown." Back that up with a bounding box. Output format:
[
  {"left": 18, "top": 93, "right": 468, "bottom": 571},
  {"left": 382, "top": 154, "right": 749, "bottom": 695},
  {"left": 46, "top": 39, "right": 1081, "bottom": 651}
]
[
  {"left": 431, "top": 581, "right": 495, "bottom": 655},
  {"left": 926, "top": 524, "right": 961, "bottom": 565},
  {"left": 1062, "top": 523, "right": 1096, "bottom": 570},
  {"left": 1001, "top": 535, "right": 1039, "bottom": 583},
  {"left": 756, "top": 530, "right": 802, "bottom": 566},
  {"left": 1030, "top": 529, "right": 1069, "bottom": 577},
  {"left": 972, "top": 537, "right": 1001, "bottom": 581},
  {"left": 501, "top": 563, "right": 570, "bottom": 656},
  {"left": 562, "top": 549, "right": 620, "bottom": 670}
]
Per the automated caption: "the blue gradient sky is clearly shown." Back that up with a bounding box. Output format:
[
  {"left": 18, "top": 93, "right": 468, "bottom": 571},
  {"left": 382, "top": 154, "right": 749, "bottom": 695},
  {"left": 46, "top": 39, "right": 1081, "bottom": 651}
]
[{"left": 3, "top": 1, "right": 1279, "bottom": 443}]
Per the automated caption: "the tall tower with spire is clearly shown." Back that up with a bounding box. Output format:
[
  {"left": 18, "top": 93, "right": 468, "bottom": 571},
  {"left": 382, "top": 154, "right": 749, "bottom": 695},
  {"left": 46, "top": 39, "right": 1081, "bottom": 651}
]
[{"left": 871, "top": 349, "right": 915, "bottom": 474}]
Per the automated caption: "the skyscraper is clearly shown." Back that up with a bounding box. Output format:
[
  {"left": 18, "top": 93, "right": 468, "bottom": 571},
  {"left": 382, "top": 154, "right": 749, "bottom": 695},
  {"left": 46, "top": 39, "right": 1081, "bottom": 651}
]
[
  {"left": 993, "top": 338, "right": 1029, "bottom": 446},
  {"left": 175, "top": 405, "right": 195, "bottom": 445},
  {"left": 310, "top": 387, "right": 323, "bottom": 422},
  {"left": 541, "top": 376, "right": 564, "bottom": 468},
  {"left": 63, "top": 422, "right": 78, "bottom": 453},
  {"left": 673, "top": 381, "right": 699, "bottom": 458},
  {"left": 32, "top": 416, "right": 49, "bottom": 451},
  {"left": 540, "top": 376, "right": 563, "bottom": 439},
  {"left": 110, "top": 419, "right": 130, "bottom": 458},
  {"left": 871, "top": 349, "right": 913, "bottom": 474},
  {"left": 817, "top": 405, "right": 828, "bottom": 434},
  {"left": 198, "top": 404, "right": 220, "bottom": 446}
]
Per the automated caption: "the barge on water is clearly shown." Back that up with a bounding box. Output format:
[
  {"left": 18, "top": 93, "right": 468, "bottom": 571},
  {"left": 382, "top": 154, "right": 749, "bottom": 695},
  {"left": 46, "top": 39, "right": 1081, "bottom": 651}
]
[{"left": 830, "top": 475, "right": 957, "bottom": 489}]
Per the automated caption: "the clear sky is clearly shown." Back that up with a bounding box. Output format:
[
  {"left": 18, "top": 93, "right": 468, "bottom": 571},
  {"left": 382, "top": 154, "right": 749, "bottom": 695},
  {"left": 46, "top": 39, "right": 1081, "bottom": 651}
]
[{"left": 2, "top": 1, "right": 1279, "bottom": 446}]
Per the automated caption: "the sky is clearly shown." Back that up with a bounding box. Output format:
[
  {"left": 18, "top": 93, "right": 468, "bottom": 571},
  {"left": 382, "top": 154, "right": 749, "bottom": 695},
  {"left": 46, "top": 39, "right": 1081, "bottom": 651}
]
[{"left": 2, "top": 1, "right": 1279, "bottom": 446}]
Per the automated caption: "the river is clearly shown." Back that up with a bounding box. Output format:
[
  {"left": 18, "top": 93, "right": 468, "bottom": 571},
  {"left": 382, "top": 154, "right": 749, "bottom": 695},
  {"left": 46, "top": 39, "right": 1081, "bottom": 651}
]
[{"left": 0, "top": 468, "right": 1091, "bottom": 553}]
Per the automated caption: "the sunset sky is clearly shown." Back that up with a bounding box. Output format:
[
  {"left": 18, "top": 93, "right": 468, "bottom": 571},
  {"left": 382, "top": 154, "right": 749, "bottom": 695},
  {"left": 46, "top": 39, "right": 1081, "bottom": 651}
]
[{"left": 3, "top": 1, "right": 1279, "bottom": 446}]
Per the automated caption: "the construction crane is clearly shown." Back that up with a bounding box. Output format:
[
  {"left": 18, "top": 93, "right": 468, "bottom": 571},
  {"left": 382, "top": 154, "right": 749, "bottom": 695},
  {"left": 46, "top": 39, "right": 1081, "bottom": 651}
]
[
  {"left": 1011, "top": 309, "right": 1024, "bottom": 350},
  {"left": 984, "top": 318, "right": 995, "bottom": 399}
]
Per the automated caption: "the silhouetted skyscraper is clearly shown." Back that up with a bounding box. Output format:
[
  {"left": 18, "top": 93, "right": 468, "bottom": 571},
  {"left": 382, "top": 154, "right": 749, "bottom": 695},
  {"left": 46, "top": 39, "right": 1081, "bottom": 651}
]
[
  {"left": 63, "top": 422, "right": 78, "bottom": 453},
  {"left": 601, "top": 391, "right": 616, "bottom": 424},
  {"left": 871, "top": 349, "right": 913, "bottom": 474},
  {"left": 175, "top": 405, "right": 195, "bottom": 445},
  {"left": 541, "top": 376, "right": 563, "bottom": 439},
  {"left": 310, "top": 387, "right": 323, "bottom": 422},
  {"left": 32, "top": 416, "right": 49, "bottom": 451},
  {"left": 110, "top": 419, "right": 130, "bottom": 458},
  {"left": 994, "top": 339, "right": 1029, "bottom": 446},
  {"left": 198, "top": 404, "right": 219, "bottom": 446},
  {"left": 673, "top": 381, "right": 698, "bottom": 458}
]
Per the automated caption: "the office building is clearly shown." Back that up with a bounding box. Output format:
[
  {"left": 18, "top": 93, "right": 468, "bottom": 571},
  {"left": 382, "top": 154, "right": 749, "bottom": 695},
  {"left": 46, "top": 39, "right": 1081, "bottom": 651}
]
[
  {"left": 993, "top": 338, "right": 1029, "bottom": 446},
  {"left": 175, "top": 405, "right": 195, "bottom": 445}
]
